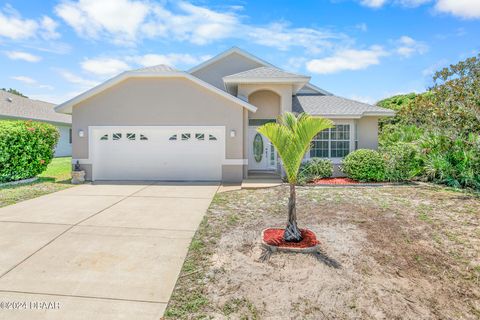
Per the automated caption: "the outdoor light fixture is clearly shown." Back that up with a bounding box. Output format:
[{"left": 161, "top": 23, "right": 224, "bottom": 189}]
[
  {"left": 78, "top": 130, "right": 84, "bottom": 137},
  {"left": 230, "top": 130, "right": 236, "bottom": 138}
]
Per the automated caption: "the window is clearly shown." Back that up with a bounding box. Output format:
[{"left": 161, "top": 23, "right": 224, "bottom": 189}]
[
  {"left": 69, "top": 128, "right": 72, "bottom": 144},
  {"left": 181, "top": 133, "right": 191, "bottom": 141},
  {"left": 140, "top": 134, "right": 148, "bottom": 141},
  {"left": 310, "top": 129, "right": 329, "bottom": 158},
  {"left": 195, "top": 133, "right": 204, "bottom": 140},
  {"left": 113, "top": 133, "right": 122, "bottom": 140},
  {"left": 310, "top": 124, "right": 351, "bottom": 158},
  {"left": 208, "top": 134, "right": 217, "bottom": 141},
  {"left": 100, "top": 134, "right": 108, "bottom": 141},
  {"left": 169, "top": 134, "right": 177, "bottom": 141},
  {"left": 331, "top": 125, "right": 350, "bottom": 157},
  {"left": 126, "top": 133, "right": 136, "bottom": 140}
]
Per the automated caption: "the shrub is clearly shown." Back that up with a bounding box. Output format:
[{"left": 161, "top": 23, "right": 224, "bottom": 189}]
[
  {"left": 0, "top": 120, "right": 59, "bottom": 183},
  {"left": 381, "top": 143, "right": 422, "bottom": 181},
  {"left": 341, "top": 149, "right": 386, "bottom": 182},
  {"left": 298, "top": 158, "right": 333, "bottom": 184}
]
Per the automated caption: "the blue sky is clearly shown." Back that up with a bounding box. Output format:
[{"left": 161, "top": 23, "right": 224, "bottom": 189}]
[{"left": 0, "top": 0, "right": 479, "bottom": 104}]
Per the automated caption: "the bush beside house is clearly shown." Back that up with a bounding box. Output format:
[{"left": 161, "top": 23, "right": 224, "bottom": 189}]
[
  {"left": 341, "top": 149, "right": 386, "bottom": 182},
  {"left": 298, "top": 158, "right": 333, "bottom": 184},
  {"left": 0, "top": 120, "right": 59, "bottom": 183}
]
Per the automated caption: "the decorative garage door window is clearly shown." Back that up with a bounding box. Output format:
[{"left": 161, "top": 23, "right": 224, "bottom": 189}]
[
  {"left": 101, "top": 133, "right": 148, "bottom": 141},
  {"left": 253, "top": 133, "right": 263, "bottom": 162},
  {"left": 169, "top": 133, "right": 218, "bottom": 141}
]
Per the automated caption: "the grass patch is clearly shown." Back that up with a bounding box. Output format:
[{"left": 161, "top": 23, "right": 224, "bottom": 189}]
[{"left": 0, "top": 157, "right": 72, "bottom": 208}]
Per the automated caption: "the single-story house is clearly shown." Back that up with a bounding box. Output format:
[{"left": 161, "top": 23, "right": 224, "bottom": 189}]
[
  {"left": 1, "top": 90, "right": 72, "bottom": 157},
  {"left": 55, "top": 47, "right": 394, "bottom": 182}
]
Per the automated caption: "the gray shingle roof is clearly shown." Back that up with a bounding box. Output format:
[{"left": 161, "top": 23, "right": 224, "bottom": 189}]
[
  {"left": 292, "top": 94, "right": 395, "bottom": 117},
  {"left": 224, "top": 66, "right": 308, "bottom": 80},
  {"left": 0, "top": 90, "right": 71, "bottom": 125},
  {"left": 132, "top": 64, "right": 177, "bottom": 73}
]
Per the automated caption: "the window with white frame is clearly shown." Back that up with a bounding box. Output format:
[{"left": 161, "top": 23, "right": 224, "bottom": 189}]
[{"left": 310, "top": 124, "right": 351, "bottom": 158}]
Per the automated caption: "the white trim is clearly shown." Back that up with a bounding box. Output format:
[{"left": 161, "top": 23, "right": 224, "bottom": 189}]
[
  {"left": 312, "top": 112, "right": 395, "bottom": 119},
  {"left": 223, "top": 159, "right": 248, "bottom": 165},
  {"left": 188, "top": 46, "right": 331, "bottom": 95},
  {"left": 55, "top": 71, "right": 257, "bottom": 114},
  {"left": 223, "top": 77, "right": 310, "bottom": 84}
]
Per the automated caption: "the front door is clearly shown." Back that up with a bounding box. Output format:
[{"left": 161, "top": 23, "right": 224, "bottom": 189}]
[{"left": 248, "top": 127, "right": 276, "bottom": 171}]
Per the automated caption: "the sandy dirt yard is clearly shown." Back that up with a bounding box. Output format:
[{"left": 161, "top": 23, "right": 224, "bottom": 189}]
[{"left": 164, "top": 184, "right": 480, "bottom": 319}]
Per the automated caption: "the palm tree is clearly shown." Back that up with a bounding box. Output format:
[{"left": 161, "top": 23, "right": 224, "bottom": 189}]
[{"left": 258, "top": 112, "right": 333, "bottom": 242}]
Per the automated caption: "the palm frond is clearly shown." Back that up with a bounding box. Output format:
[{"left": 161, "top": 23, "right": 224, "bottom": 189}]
[{"left": 258, "top": 112, "right": 333, "bottom": 183}]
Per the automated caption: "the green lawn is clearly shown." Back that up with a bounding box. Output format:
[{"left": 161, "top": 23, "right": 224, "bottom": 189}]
[{"left": 0, "top": 157, "right": 73, "bottom": 208}]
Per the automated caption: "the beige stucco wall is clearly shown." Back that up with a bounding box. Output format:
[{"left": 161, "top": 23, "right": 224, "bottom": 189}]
[
  {"left": 357, "top": 116, "right": 379, "bottom": 150},
  {"left": 71, "top": 77, "right": 247, "bottom": 181},
  {"left": 238, "top": 84, "right": 292, "bottom": 115},
  {"left": 191, "top": 52, "right": 263, "bottom": 90},
  {"left": 247, "top": 90, "right": 281, "bottom": 119}
]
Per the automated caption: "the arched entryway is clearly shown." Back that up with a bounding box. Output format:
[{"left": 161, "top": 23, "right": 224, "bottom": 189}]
[{"left": 247, "top": 90, "right": 281, "bottom": 172}]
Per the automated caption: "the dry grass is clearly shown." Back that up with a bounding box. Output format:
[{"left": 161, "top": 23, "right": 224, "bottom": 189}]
[{"left": 164, "top": 184, "right": 480, "bottom": 319}]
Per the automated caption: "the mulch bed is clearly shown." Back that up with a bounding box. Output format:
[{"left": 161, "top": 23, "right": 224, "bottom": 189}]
[
  {"left": 263, "top": 228, "right": 319, "bottom": 248},
  {"left": 312, "top": 177, "right": 360, "bottom": 185}
]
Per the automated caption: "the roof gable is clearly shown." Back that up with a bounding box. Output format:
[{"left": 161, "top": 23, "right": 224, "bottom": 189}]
[
  {"left": 189, "top": 47, "right": 331, "bottom": 95},
  {"left": 55, "top": 69, "right": 257, "bottom": 114}
]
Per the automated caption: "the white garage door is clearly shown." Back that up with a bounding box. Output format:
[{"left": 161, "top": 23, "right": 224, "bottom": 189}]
[{"left": 91, "top": 126, "right": 225, "bottom": 181}]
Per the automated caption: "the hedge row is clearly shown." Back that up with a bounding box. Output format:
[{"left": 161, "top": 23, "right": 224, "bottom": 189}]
[{"left": 0, "top": 120, "right": 59, "bottom": 183}]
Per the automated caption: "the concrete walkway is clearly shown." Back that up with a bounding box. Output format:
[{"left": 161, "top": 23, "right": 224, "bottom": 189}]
[{"left": 0, "top": 181, "right": 218, "bottom": 319}]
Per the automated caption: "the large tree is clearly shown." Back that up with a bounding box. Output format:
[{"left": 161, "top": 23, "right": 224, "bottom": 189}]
[{"left": 258, "top": 112, "right": 333, "bottom": 242}]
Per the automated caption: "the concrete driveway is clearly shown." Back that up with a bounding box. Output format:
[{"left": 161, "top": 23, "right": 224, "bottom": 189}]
[{"left": 0, "top": 181, "right": 218, "bottom": 319}]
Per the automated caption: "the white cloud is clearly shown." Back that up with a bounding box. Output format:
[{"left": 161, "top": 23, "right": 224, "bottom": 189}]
[
  {"left": 58, "top": 69, "right": 99, "bottom": 87},
  {"left": 55, "top": 0, "right": 149, "bottom": 45},
  {"left": 5, "top": 51, "right": 41, "bottom": 62},
  {"left": 360, "top": 0, "right": 387, "bottom": 8},
  {"left": 11, "top": 75, "right": 54, "bottom": 90},
  {"left": 395, "top": 36, "right": 428, "bottom": 57},
  {"left": 0, "top": 5, "right": 39, "bottom": 39},
  {"left": 40, "top": 16, "right": 60, "bottom": 39},
  {"left": 306, "top": 45, "right": 388, "bottom": 74},
  {"left": 11, "top": 76, "right": 36, "bottom": 84},
  {"left": 54, "top": 0, "right": 347, "bottom": 52},
  {"left": 81, "top": 58, "right": 130, "bottom": 76},
  {"left": 0, "top": 5, "right": 60, "bottom": 40},
  {"left": 435, "top": 0, "right": 480, "bottom": 19},
  {"left": 129, "top": 53, "right": 210, "bottom": 67}
]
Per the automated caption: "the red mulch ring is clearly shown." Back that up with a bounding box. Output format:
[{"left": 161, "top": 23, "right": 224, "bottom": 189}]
[
  {"left": 263, "top": 228, "right": 320, "bottom": 248},
  {"left": 312, "top": 177, "right": 359, "bottom": 185}
]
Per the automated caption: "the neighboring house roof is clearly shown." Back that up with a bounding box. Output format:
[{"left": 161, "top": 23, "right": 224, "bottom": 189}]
[
  {"left": 0, "top": 90, "right": 71, "bottom": 125},
  {"left": 223, "top": 66, "right": 310, "bottom": 94},
  {"left": 188, "top": 47, "right": 332, "bottom": 96},
  {"left": 55, "top": 65, "right": 257, "bottom": 114},
  {"left": 292, "top": 94, "right": 395, "bottom": 118}
]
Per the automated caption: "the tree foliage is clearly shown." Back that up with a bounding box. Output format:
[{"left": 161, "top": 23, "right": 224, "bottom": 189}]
[
  {"left": 378, "top": 54, "right": 480, "bottom": 190},
  {"left": 1, "top": 88, "right": 28, "bottom": 98}
]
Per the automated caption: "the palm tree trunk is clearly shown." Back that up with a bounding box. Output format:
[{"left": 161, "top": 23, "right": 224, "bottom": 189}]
[{"left": 284, "top": 183, "right": 302, "bottom": 242}]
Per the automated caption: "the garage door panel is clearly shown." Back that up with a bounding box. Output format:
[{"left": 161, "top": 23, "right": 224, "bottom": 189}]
[{"left": 92, "top": 126, "right": 224, "bottom": 181}]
